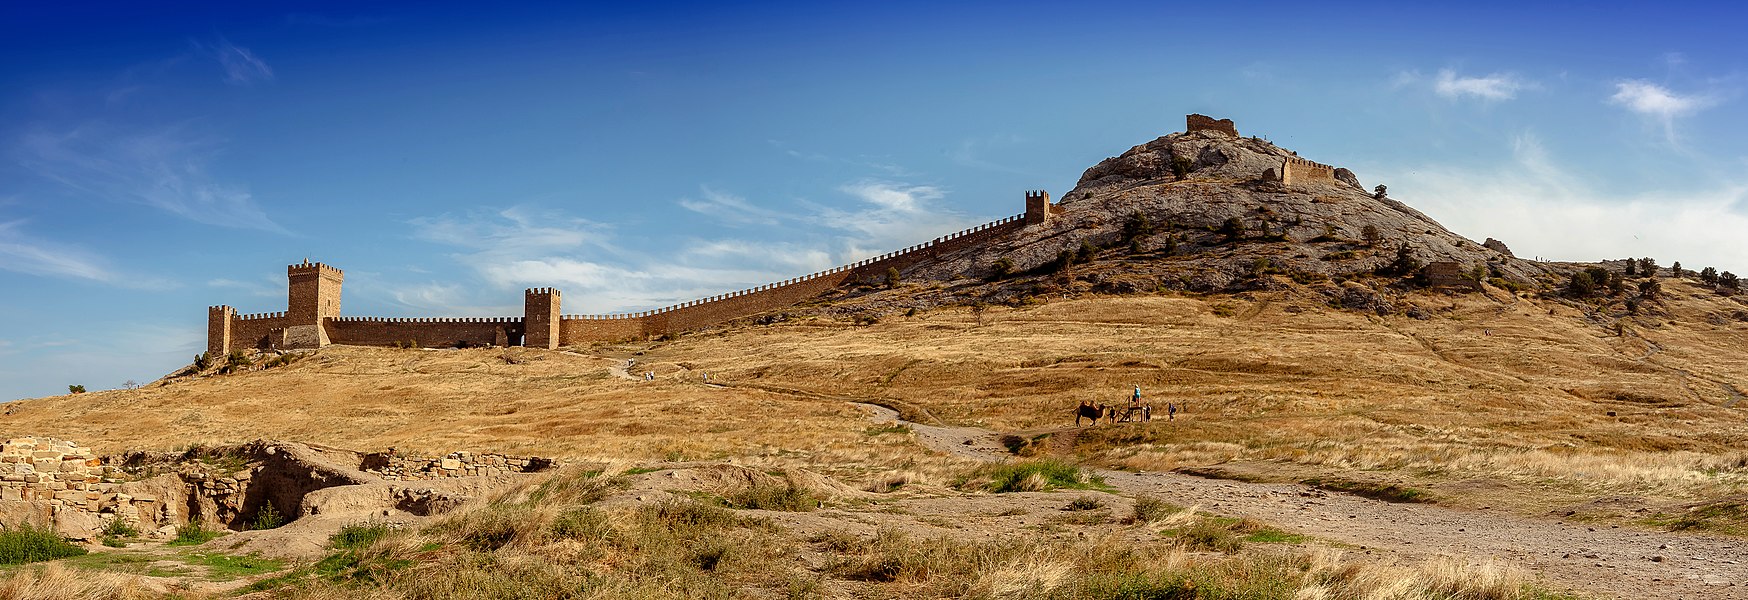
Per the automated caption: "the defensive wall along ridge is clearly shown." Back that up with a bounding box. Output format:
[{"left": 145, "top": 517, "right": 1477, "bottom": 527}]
[{"left": 206, "top": 115, "right": 1340, "bottom": 354}]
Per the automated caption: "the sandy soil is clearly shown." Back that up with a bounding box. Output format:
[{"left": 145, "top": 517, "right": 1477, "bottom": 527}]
[{"left": 852, "top": 403, "right": 1748, "bottom": 600}]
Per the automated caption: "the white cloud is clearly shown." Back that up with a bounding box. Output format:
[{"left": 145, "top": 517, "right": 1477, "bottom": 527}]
[
  {"left": 17, "top": 123, "right": 287, "bottom": 233},
  {"left": 1609, "top": 80, "right": 1712, "bottom": 118},
  {"left": 206, "top": 40, "right": 274, "bottom": 85},
  {"left": 1383, "top": 134, "right": 1748, "bottom": 271},
  {"left": 411, "top": 179, "right": 979, "bottom": 313},
  {"left": 1433, "top": 69, "right": 1524, "bottom": 101},
  {"left": 0, "top": 220, "right": 170, "bottom": 288},
  {"left": 1608, "top": 80, "right": 1717, "bottom": 144},
  {"left": 678, "top": 186, "right": 782, "bottom": 226}
]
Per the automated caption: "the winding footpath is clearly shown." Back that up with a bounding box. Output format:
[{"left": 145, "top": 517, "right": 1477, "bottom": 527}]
[{"left": 854, "top": 402, "right": 1748, "bottom": 600}]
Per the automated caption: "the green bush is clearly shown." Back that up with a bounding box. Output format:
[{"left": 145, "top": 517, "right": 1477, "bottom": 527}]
[
  {"left": 1130, "top": 495, "right": 1178, "bottom": 523},
  {"left": 1065, "top": 495, "right": 1105, "bottom": 511},
  {"left": 969, "top": 459, "right": 1105, "bottom": 493},
  {"left": 331, "top": 522, "right": 393, "bottom": 550},
  {"left": 67, "top": 384, "right": 85, "bottom": 394},
  {"left": 169, "top": 519, "right": 222, "bottom": 546},
  {"left": 251, "top": 502, "right": 286, "bottom": 530},
  {"left": 0, "top": 524, "right": 88, "bottom": 564},
  {"left": 100, "top": 517, "right": 139, "bottom": 539}
]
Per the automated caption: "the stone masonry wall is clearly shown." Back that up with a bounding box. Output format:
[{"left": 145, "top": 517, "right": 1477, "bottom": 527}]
[
  {"left": 1186, "top": 113, "right": 1239, "bottom": 137},
  {"left": 0, "top": 437, "right": 167, "bottom": 538},
  {"left": 325, "top": 317, "right": 525, "bottom": 348},
  {"left": 555, "top": 214, "right": 1028, "bottom": 344},
  {"left": 1281, "top": 156, "right": 1335, "bottom": 185},
  {"left": 361, "top": 450, "right": 557, "bottom": 481}
]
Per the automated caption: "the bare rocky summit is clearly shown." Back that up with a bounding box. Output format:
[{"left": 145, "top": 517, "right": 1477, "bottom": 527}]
[{"left": 906, "top": 123, "right": 1554, "bottom": 296}]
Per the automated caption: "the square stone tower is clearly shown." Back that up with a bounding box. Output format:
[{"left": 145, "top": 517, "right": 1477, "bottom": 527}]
[
  {"left": 1024, "top": 190, "right": 1053, "bottom": 225},
  {"left": 206, "top": 305, "right": 235, "bottom": 356},
  {"left": 524, "top": 288, "right": 561, "bottom": 349},
  {"left": 286, "top": 260, "right": 343, "bottom": 348}
]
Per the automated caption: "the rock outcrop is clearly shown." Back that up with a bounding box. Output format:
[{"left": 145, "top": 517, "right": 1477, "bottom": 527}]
[{"left": 904, "top": 121, "right": 1554, "bottom": 292}]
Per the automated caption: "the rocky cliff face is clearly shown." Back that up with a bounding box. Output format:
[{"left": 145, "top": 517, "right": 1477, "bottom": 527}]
[{"left": 905, "top": 126, "right": 1555, "bottom": 293}]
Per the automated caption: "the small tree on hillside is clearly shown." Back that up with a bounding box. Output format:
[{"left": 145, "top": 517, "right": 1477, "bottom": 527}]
[
  {"left": 1624, "top": 259, "right": 1637, "bottom": 277},
  {"left": 1076, "top": 239, "right": 1099, "bottom": 263},
  {"left": 1637, "top": 257, "right": 1657, "bottom": 277},
  {"left": 1219, "top": 217, "right": 1247, "bottom": 243},
  {"left": 1638, "top": 278, "right": 1661, "bottom": 300},
  {"left": 1361, "top": 224, "right": 1382, "bottom": 247},
  {"left": 1170, "top": 156, "right": 1193, "bottom": 180},
  {"left": 1671, "top": 261, "right": 1683, "bottom": 278},
  {"left": 67, "top": 385, "right": 86, "bottom": 394},
  {"left": 1122, "top": 212, "right": 1154, "bottom": 241},
  {"left": 1721, "top": 271, "right": 1741, "bottom": 292},
  {"left": 1568, "top": 271, "right": 1598, "bottom": 298},
  {"left": 884, "top": 267, "right": 901, "bottom": 289},
  {"left": 1701, "top": 267, "right": 1719, "bottom": 285},
  {"left": 989, "top": 257, "right": 1014, "bottom": 280}
]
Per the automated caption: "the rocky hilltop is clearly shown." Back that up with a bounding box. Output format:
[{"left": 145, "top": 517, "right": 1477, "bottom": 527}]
[{"left": 907, "top": 119, "right": 1554, "bottom": 296}]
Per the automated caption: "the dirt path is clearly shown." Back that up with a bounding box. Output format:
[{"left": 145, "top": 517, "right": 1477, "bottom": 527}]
[{"left": 848, "top": 403, "right": 1748, "bottom": 599}]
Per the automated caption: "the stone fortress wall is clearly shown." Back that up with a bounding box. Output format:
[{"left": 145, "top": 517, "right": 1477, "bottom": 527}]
[
  {"left": 206, "top": 114, "right": 1330, "bottom": 351},
  {"left": 208, "top": 210, "right": 1038, "bottom": 352},
  {"left": 360, "top": 449, "right": 558, "bottom": 481},
  {"left": 1281, "top": 156, "right": 1335, "bottom": 185},
  {"left": 0, "top": 437, "right": 165, "bottom": 537}
]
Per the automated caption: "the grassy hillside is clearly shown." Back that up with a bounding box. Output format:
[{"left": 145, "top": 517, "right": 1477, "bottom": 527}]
[{"left": 7, "top": 271, "right": 1746, "bottom": 522}]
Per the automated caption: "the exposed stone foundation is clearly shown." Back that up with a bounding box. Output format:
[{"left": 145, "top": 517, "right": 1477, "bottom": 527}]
[{"left": 361, "top": 449, "right": 557, "bottom": 481}]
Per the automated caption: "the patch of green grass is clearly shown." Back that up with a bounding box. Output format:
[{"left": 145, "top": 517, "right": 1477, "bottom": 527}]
[
  {"left": 0, "top": 524, "right": 87, "bottom": 564},
  {"left": 963, "top": 459, "right": 1108, "bottom": 493},
  {"left": 1301, "top": 477, "right": 1432, "bottom": 503},
  {"left": 1644, "top": 501, "right": 1748, "bottom": 536},
  {"left": 1172, "top": 518, "right": 1244, "bottom": 554},
  {"left": 167, "top": 520, "right": 222, "bottom": 546},
  {"left": 622, "top": 466, "right": 662, "bottom": 475},
  {"left": 331, "top": 522, "right": 393, "bottom": 550},
  {"left": 863, "top": 423, "right": 912, "bottom": 436},
  {"left": 1243, "top": 527, "right": 1307, "bottom": 544},
  {"left": 727, "top": 480, "right": 819, "bottom": 512},
  {"left": 181, "top": 551, "right": 285, "bottom": 581},
  {"left": 61, "top": 551, "right": 188, "bottom": 578}
]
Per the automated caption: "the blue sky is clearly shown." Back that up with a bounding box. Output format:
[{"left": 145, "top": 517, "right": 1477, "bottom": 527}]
[{"left": 4, "top": 1, "right": 1747, "bottom": 399}]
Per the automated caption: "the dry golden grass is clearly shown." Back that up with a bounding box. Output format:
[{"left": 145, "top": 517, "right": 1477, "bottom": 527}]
[
  {"left": 6, "top": 276, "right": 1746, "bottom": 517},
  {"left": 0, "top": 563, "right": 156, "bottom": 600}
]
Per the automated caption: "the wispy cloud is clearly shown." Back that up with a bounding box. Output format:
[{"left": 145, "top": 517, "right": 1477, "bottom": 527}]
[
  {"left": 949, "top": 135, "right": 1029, "bottom": 174},
  {"left": 1433, "top": 69, "right": 1524, "bottom": 101},
  {"left": 1384, "top": 134, "right": 1748, "bottom": 271},
  {"left": 1608, "top": 80, "right": 1716, "bottom": 142},
  {"left": 768, "top": 140, "right": 913, "bottom": 176},
  {"left": 0, "top": 220, "right": 171, "bottom": 288},
  {"left": 413, "top": 180, "right": 976, "bottom": 313},
  {"left": 199, "top": 40, "right": 274, "bottom": 85},
  {"left": 678, "top": 186, "right": 783, "bottom": 226},
  {"left": 16, "top": 123, "right": 287, "bottom": 233}
]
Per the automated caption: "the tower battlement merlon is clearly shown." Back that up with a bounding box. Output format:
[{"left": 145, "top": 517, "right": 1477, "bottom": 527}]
[
  {"left": 287, "top": 260, "right": 345, "bottom": 278},
  {"left": 1024, "top": 189, "right": 1058, "bottom": 226}
]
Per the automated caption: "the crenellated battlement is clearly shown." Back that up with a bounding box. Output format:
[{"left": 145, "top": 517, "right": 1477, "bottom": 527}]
[
  {"left": 287, "top": 260, "right": 344, "bottom": 277},
  {"left": 209, "top": 197, "right": 1038, "bottom": 350},
  {"left": 1279, "top": 155, "right": 1335, "bottom": 185}
]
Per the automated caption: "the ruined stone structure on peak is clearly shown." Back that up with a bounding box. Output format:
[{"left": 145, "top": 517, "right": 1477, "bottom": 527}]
[
  {"left": 1185, "top": 113, "right": 1239, "bottom": 137},
  {"left": 207, "top": 192, "right": 1061, "bottom": 353}
]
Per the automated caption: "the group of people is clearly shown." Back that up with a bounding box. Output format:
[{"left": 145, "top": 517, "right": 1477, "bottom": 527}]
[{"left": 1076, "top": 385, "right": 1177, "bottom": 426}]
